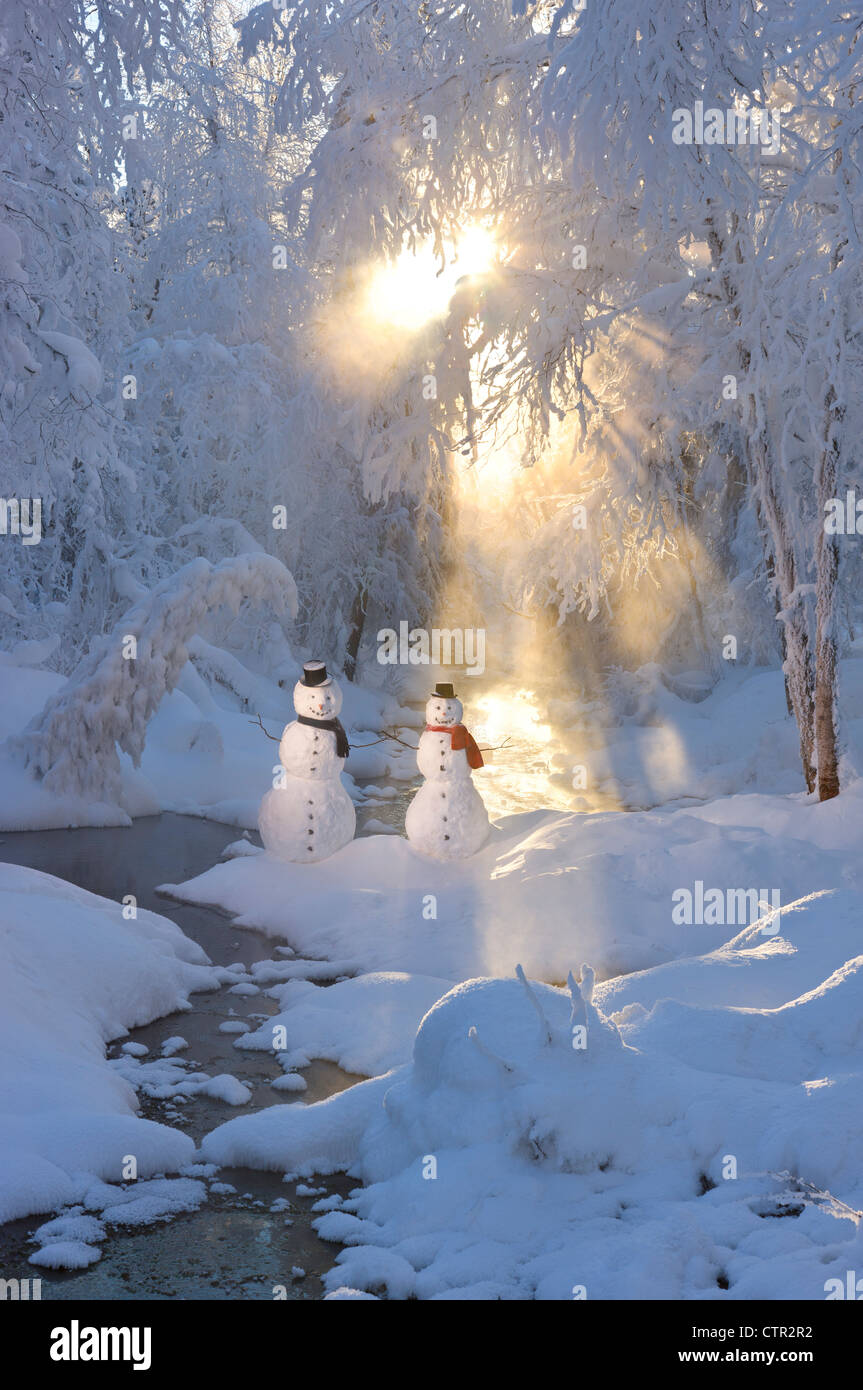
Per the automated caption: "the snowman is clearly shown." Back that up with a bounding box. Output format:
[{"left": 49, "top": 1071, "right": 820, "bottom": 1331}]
[
  {"left": 258, "top": 661, "right": 356, "bottom": 862},
  {"left": 405, "top": 682, "right": 490, "bottom": 860}
]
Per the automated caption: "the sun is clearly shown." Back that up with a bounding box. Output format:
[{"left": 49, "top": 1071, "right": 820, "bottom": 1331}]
[
  {"left": 366, "top": 224, "right": 498, "bottom": 332},
  {"left": 452, "top": 224, "right": 497, "bottom": 278}
]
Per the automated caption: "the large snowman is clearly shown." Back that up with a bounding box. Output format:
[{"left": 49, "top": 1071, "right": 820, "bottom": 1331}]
[
  {"left": 405, "top": 682, "right": 490, "bottom": 860},
  {"left": 258, "top": 661, "right": 355, "bottom": 862}
]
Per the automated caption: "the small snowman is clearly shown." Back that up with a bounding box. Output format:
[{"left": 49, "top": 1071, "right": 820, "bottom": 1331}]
[
  {"left": 405, "top": 681, "right": 490, "bottom": 860},
  {"left": 258, "top": 661, "right": 356, "bottom": 863}
]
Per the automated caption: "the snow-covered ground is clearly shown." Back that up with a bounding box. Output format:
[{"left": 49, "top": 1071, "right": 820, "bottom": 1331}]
[
  {"left": 155, "top": 659, "right": 863, "bottom": 1300},
  {"left": 0, "top": 862, "right": 220, "bottom": 1236},
  {"left": 3, "top": 648, "right": 863, "bottom": 1297},
  {"left": 198, "top": 894, "right": 863, "bottom": 1299},
  {"left": 177, "top": 878, "right": 863, "bottom": 1299},
  {"left": 546, "top": 655, "right": 863, "bottom": 810},
  {"left": 161, "top": 779, "right": 863, "bottom": 981}
]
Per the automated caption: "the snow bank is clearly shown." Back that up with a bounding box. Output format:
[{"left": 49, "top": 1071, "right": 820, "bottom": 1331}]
[
  {"left": 26, "top": 1178, "right": 209, "bottom": 1268},
  {"left": 202, "top": 1072, "right": 396, "bottom": 1179},
  {"left": 165, "top": 776, "right": 863, "bottom": 981},
  {"left": 203, "top": 891, "right": 863, "bottom": 1299},
  {"left": 0, "top": 863, "right": 220, "bottom": 1223},
  {"left": 233, "top": 972, "right": 452, "bottom": 1078}
]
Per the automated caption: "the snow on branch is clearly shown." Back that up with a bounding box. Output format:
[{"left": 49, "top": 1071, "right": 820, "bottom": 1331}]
[
  {"left": 187, "top": 636, "right": 283, "bottom": 715},
  {"left": 515, "top": 963, "right": 553, "bottom": 1046},
  {"left": 10, "top": 555, "right": 298, "bottom": 804},
  {"left": 468, "top": 1025, "right": 517, "bottom": 1077}
]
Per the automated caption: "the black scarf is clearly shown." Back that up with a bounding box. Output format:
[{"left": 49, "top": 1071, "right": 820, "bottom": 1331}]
[{"left": 297, "top": 714, "right": 350, "bottom": 760}]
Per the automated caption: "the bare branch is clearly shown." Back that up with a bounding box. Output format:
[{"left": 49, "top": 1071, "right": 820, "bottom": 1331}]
[{"left": 250, "top": 712, "right": 281, "bottom": 742}]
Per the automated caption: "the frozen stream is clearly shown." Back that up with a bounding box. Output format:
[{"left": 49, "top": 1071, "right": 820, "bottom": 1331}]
[{"left": 0, "top": 814, "right": 358, "bottom": 1301}]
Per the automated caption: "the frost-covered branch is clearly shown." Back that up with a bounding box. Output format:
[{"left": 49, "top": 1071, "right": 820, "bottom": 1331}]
[{"left": 10, "top": 555, "right": 298, "bottom": 804}]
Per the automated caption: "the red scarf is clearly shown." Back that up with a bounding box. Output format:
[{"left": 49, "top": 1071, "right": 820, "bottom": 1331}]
[{"left": 426, "top": 723, "right": 484, "bottom": 769}]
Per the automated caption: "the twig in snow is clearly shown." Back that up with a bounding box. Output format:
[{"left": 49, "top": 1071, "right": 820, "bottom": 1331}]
[
  {"left": 579, "top": 963, "right": 595, "bottom": 1004},
  {"left": 768, "top": 1170, "right": 863, "bottom": 1223},
  {"left": 469, "top": 1025, "right": 515, "bottom": 1074},
  {"left": 515, "top": 964, "right": 553, "bottom": 1046}
]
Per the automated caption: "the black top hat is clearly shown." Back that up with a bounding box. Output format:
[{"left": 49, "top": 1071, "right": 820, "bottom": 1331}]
[
  {"left": 431, "top": 682, "right": 457, "bottom": 699},
  {"left": 302, "top": 661, "right": 332, "bottom": 687}
]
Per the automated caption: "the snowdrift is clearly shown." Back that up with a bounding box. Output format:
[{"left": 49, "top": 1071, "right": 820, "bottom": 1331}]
[
  {"left": 165, "top": 775, "right": 863, "bottom": 981},
  {"left": 201, "top": 890, "right": 863, "bottom": 1300},
  {"left": 0, "top": 863, "right": 220, "bottom": 1223}
]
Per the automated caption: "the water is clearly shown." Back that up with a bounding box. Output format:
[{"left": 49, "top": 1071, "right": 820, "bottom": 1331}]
[
  {"left": 469, "top": 683, "right": 575, "bottom": 817},
  {"left": 353, "top": 681, "right": 575, "bottom": 833}
]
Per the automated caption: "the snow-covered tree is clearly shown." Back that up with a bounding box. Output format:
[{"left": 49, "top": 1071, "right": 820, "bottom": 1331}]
[
  {"left": 114, "top": 0, "right": 440, "bottom": 673},
  {"left": 4, "top": 0, "right": 862, "bottom": 804},
  {"left": 11, "top": 553, "right": 297, "bottom": 805},
  {"left": 0, "top": 0, "right": 190, "bottom": 662}
]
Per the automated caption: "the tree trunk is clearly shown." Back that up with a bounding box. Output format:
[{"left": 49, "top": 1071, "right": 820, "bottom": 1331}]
[
  {"left": 755, "top": 441, "right": 816, "bottom": 791},
  {"left": 813, "top": 388, "right": 841, "bottom": 800},
  {"left": 811, "top": 132, "right": 851, "bottom": 802},
  {"left": 344, "top": 584, "right": 368, "bottom": 681},
  {"left": 678, "top": 441, "right": 716, "bottom": 676}
]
